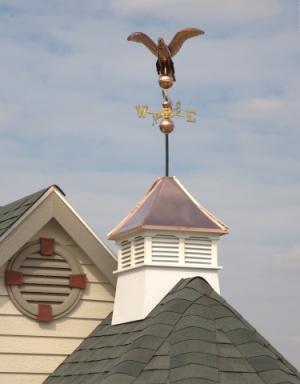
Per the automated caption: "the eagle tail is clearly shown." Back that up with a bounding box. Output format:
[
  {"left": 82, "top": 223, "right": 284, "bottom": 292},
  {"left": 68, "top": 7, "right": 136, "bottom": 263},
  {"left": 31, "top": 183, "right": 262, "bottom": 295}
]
[{"left": 157, "top": 60, "right": 176, "bottom": 81}]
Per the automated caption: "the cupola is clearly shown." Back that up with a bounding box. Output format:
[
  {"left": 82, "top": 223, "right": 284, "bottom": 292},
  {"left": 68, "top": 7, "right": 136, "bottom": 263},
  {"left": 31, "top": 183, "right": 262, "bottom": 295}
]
[
  {"left": 108, "top": 176, "right": 228, "bottom": 325},
  {"left": 108, "top": 27, "right": 228, "bottom": 325}
]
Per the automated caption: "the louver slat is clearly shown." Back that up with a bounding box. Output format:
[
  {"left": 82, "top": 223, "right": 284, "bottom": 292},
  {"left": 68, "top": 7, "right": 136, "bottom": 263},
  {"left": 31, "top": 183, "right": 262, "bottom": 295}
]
[
  {"left": 22, "top": 259, "right": 70, "bottom": 269},
  {"left": 20, "top": 285, "right": 71, "bottom": 294},
  {"left": 23, "top": 276, "right": 70, "bottom": 285},
  {"left": 29, "top": 254, "right": 67, "bottom": 260},
  {"left": 20, "top": 268, "right": 71, "bottom": 277},
  {"left": 21, "top": 293, "right": 69, "bottom": 303}
]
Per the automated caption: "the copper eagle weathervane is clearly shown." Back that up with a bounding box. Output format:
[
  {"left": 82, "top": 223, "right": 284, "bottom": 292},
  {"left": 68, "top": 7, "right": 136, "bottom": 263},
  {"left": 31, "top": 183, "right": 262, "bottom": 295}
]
[
  {"left": 127, "top": 28, "right": 204, "bottom": 82},
  {"left": 128, "top": 28, "right": 204, "bottom": 176}
]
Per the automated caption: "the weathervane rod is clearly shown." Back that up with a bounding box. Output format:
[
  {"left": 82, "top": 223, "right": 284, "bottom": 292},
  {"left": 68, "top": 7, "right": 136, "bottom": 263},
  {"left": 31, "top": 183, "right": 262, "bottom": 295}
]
[{"left": 165, "top": 134, "right": 169, "bottom": 176}]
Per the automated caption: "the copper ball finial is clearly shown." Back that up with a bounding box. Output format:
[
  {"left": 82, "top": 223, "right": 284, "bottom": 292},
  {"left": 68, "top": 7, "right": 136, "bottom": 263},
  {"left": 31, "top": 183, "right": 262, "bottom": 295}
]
[
  {"left": 162, "top": 100, "right": 171, "bottom": 109},
  {"left": 158, "top": 75, "right": 174, "bottom": 89},
  {"left": 159, "top": 119, "right": 174, "bottom": 134}
]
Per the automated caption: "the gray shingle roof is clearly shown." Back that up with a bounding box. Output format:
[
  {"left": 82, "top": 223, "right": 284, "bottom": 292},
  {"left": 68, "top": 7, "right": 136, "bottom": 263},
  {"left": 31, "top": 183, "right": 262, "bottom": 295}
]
[
  {"left": 0, "top": 185, "right": 64, "bottom": 239},
  {"left": 44, "top": 277, "right": 300, "bottom": 383}
]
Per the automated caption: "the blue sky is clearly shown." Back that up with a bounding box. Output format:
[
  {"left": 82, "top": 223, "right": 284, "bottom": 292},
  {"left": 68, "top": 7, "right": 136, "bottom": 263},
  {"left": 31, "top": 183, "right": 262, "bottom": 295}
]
[{"left": 1, "top": 0, "right": 300, "bottom": 369}]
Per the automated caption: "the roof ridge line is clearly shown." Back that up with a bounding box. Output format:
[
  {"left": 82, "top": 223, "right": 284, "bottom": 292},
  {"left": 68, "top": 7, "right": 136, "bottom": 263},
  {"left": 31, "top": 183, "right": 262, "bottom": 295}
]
[
  {"left": 142, "top": 176, "right": 166, "bottom": 223},
  {"left": 173, "top": 178, "right": 228, "bottom": 232},
  {"left": 107, "top": 177, "right": 163, "bottom": 239}
]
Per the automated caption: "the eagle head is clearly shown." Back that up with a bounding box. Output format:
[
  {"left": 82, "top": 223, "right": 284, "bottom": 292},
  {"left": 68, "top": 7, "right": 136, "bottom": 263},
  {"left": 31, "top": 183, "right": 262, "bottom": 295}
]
[{"left": 158, "top": 37, "right": 166, "bottom": 47}]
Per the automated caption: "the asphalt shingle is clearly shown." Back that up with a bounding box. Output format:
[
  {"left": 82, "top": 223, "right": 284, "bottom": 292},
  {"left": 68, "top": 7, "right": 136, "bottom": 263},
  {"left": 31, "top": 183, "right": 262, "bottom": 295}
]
[
  {"left": 170, "top": 326, "right": 216, "bottom": 344},
  {"left": 44, "top": 277, "right": 300, "bottom": 384}
]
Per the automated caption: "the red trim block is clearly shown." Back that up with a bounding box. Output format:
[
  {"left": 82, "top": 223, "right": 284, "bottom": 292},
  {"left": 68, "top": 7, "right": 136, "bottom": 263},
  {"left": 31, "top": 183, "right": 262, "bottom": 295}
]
[
  {"left": 5, "top": 270, "right": 23, "bottom": 285},
  {"left": 69, "top": 274, "right": 86, "bottom": 289},
  {"left": 40, "top": 238, "right": 55, "bottom": 256},
  {"left": 37, "top": 304, "right": 52, "bottom": 322}
]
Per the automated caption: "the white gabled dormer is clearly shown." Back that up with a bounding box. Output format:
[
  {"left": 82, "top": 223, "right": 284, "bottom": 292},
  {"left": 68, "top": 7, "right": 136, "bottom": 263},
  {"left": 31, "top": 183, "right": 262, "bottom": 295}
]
[{"left": 108, "top": 176, "right": 228, "bottom": 325}]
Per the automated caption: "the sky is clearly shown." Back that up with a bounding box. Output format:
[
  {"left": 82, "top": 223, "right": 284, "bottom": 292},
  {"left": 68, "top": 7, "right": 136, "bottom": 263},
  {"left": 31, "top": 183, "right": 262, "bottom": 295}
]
[{"left": 0, "top": 0, "right": 300, "bottom": 370}]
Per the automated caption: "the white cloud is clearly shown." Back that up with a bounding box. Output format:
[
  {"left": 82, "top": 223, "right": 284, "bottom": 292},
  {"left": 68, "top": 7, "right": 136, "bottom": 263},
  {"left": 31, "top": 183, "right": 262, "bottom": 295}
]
[
  {"left": 230, "top": 98, "right": 283, "bottom": 118},
  {"left": 110, "top": 0, "right": 287, "bottom": 25},
  {"left": 273, "top": 246, "right": 300, "bottom": 271}
]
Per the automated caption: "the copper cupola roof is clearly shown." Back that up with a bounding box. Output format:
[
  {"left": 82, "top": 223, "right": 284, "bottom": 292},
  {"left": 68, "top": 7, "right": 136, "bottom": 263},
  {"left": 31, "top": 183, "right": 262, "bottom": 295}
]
[{"left": 108, "top": 176, "right": 228, "bottom": 239}]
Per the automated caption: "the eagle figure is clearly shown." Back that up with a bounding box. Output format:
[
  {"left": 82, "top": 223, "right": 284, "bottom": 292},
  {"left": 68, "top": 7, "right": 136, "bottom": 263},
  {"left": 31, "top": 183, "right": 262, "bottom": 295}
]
[{"left": 127, "top": 28, "right": 204, "bottom": 81}]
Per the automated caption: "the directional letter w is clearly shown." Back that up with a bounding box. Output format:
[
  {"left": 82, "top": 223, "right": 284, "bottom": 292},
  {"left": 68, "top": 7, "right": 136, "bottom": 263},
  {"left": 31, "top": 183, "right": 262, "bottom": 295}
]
[{"left": 135, "top": 105, "right": 148, "bottom": 118}]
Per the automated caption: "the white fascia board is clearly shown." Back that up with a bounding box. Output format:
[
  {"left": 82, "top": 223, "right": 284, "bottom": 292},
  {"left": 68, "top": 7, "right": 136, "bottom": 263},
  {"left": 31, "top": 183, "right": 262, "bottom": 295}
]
[
  {"left": 113, "top": 262, "right": 223, "bottom": 274},
  {"left": 53, "top": 188, "right": 117, "bottom": 262}
]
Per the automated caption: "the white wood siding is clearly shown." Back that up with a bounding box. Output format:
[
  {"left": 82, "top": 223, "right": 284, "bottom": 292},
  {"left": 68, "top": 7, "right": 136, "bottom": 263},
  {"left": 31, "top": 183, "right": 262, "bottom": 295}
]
[{"left": 0, "top": 219, "right": 115, "bottom": 384}]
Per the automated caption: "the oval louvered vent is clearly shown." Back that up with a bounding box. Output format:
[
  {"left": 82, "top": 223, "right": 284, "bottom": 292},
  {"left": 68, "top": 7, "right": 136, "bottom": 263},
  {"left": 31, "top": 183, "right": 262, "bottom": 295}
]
[
  {"left": 6, "top": 241, "right": 84, "bottom": 320},
  {"left": 152, "top": 235, "right": 179, "bottom": 263},
  {"left": 185, "top": 236, "right": 212, "bottom": 265}
]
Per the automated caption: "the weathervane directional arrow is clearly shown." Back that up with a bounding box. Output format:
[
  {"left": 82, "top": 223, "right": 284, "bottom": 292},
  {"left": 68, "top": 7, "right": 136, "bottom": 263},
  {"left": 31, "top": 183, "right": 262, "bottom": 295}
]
[
  {"left": 135, "top": 99, "right": 196, "bottom": 126},
  {"left": 135, "top": 89, "right": 196, "bottom": 133}
]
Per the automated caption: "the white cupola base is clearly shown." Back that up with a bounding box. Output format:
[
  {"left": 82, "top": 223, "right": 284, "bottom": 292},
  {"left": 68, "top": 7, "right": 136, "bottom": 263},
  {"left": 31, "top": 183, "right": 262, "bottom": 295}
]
[{"left": 112, "top": 264, "right": 221, "bottom": 325}]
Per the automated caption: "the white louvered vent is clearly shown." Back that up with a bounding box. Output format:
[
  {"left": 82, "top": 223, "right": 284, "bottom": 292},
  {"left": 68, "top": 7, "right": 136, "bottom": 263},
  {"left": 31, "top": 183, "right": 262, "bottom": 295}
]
[
  {"left": 152, "top": 235, "right": 179, "bottom": 263},
  {"left": 120, "top": 239, "right": 132, "bottom": 269},
  {"left": 184, "top": 236, "right": 212, "bottom": 265},
  {"left": 133, "top": 236, "right": 144, "bottom": 265},
  {"left": 20, "top": 253, "right": 72, "bottom": 306},
  {"left": 117, "top": 234, "right": 217, "bottom": 269}
]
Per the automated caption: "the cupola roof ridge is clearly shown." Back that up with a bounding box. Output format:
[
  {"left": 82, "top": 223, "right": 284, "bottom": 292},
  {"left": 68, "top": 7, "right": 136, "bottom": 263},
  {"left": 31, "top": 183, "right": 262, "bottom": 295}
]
[{"left": 139, "top": 175, "right": 166, "bottom": 224}]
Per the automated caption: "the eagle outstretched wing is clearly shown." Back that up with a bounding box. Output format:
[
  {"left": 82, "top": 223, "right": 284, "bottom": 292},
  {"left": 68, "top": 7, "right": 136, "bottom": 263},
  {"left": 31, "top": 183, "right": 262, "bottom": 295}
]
[
  {"left": 127, "top": 28, "right": 204, "bottom": 81},
  {"left": 168, "top": 28, "right": 204, "bottom": 57},
  {"left": 127, "top": 32, "right": 157, "bottom": 56}
]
